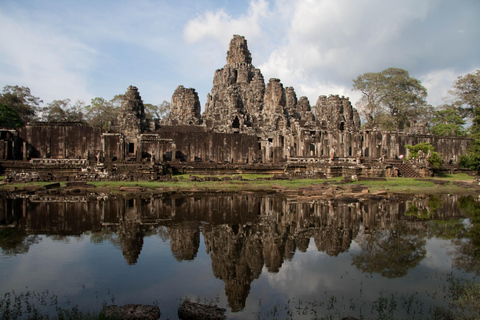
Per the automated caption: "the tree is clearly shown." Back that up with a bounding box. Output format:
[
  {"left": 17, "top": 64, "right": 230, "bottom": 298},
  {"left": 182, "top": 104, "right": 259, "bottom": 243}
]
[
  {"left": 430, "top": 105, "right": 466, "bottom": 137},
  {"left": 144, "top": 100, "right": 170, "bottom": 120},
  {"left": 0, "top": 104, "right": 24, "bottom": 128},
  {"left": 405, "top": 142, "right": 444, "bottom": 170},
  {"left": 84, "top": 96, "right": 122, "bottom": 130},
  {"left": 0, "top": 85, "right": 42, "bottom": 122},
  {"left": 41, "top": 99, "right": 85, "bottom": 122},
  {"left": 450, "top": 70, "right": 480, "bottom": 118},
  {"left": 452, "top": 70, "right": 480, "bottom": 171},
  {"left": 352, "top": 68, "right": 429, "bottom": 131}
]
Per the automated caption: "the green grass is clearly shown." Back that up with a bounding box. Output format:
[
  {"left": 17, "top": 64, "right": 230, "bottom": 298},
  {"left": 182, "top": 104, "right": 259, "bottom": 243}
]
[
  {"left": 434, "top": 172, "right": 474, "bottom": 180},
  {"left": 348, "top": 177, "right": 471, "bottom": 194},
  {"left": 87, "top": 175, "right": 472, "bottom": 194},
  {"left": 0, "top": 174, "right": 477, "bottom": 195}
]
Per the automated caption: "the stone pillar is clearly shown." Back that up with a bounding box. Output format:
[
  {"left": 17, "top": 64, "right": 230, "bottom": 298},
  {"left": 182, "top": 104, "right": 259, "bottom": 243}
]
[
  {"left": 23, "top": 141, "right": 28, "bottom": 160},
  {"left": 120, "top": 136, "right": 125, "bottom": 161},
  {"left": 136, "top": 138, "right": 141, "bottom": 162}
]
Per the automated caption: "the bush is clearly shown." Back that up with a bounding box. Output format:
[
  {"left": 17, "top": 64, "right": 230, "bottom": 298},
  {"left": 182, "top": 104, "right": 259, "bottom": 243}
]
[{"left": 405, "top": 142, "right": 444, "bottom": 170}]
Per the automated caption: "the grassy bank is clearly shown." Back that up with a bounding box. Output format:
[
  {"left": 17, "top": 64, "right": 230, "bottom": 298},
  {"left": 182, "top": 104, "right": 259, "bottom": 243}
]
[{"left": 0, "top": 173, "right": 478, "bottom": 195}]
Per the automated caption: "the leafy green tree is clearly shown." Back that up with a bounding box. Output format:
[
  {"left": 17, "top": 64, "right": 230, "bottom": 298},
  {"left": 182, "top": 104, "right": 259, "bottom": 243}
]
[
  {"left": 454, "top": 70, "right": 480, "bottom": 171},
  {"left": 144, "top": 100, "right": 170, "bottom": 120},
  {"left": 405, "top": 142, "right": 444, "bottom": 170},
  {"left": 84, "top": 96, "right": 123, "bottom": 130},
  {"left": 430, "top": 105, "right": 466, "bottom": 137},
  {"left": 41, "top": 99, "right": 85, "bottom": 122},
  {"left": 353, "top": 68, "right": 429, "bottom": 130},
  {"left": 0, "top": 85, "right": 42, "bottom": 122},
  {"left": 0, "top": 104, "right": 24, "bottom": 128},
  {"left": 450, "top": 70, "right": 480, "bottom": 118}
]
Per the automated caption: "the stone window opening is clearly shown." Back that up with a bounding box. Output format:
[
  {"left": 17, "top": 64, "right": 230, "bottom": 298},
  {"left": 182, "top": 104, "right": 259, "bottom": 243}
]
[
  {"left": 232, "top": 116, "right": 240, "bottom": 129},
  {"left": 128, "top": 143, "right": 135, "bottom": 154},
  {"left": 339, "top": 122, "right": 345, "bottom": 131},
  {"left": 310, "top": 143, "right": 315, "bottom": 155}
]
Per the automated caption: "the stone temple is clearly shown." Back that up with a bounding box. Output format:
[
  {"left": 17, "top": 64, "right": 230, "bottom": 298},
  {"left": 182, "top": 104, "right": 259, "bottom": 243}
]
[{"left": 0, "top": 35, "right": 471, "bottom": 180}]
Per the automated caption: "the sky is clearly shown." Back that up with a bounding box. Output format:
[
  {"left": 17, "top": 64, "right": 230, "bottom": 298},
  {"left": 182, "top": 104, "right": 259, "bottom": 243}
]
[{"left": 0, "top": 0, "right": 479, "bottom": 112}]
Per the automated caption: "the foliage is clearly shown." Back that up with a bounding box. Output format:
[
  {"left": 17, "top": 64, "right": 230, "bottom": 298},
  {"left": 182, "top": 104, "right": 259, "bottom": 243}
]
[
  {"left": 405, "top": 142, "right": 444, "bottom": 169},
  {"left": 352, "top": 68, "right": 429, "bottom": 130},
  {"left": 454, "top": 70, "right": 480, "bottom": 172},
  {"left": 450, "top": 69, "right": 480, "bottom": 118},
  {"left": 0, "top": 85, "right": 42, "bottom": 122},
  {"left": 0, "top": 290, "right": 102, "bottom": 320},
  {"left": 41, "top": 99, "right": 85, "bottom": 122},
  {"left": 144, "top": 100, "right": 170, "bottom": 120},
  {"left": 84, "top": 96, "right": 123, "bottom": 130},
  {"left": 448, "top": 278, "right": 480, "bottom": 319},
  {"left": 0, "top": 104, "right": 24, "bottom": 128},
  {"left": 430, "top": 105, "right": 466, "bottom": 136}
]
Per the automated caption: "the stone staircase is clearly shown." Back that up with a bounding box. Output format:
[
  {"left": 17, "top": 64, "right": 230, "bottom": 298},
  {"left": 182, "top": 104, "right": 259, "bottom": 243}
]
[{"left": 395, "top": 163, "right": 421, "bottom": 178}]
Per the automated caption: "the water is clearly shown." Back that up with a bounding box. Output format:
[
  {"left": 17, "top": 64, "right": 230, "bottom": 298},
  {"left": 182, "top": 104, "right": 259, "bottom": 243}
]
[{"left": 0, "top": 192, "right": 479, "bottom": 319}]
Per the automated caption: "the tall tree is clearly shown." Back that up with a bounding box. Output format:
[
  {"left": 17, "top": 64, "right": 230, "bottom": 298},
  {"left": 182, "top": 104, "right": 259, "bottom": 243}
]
[
  {"left": 0, "top": 104, "right": 24, "bottom": 128},
  {"left": 456, "top": 70, "right": 480, "bottom": 171},
  {"left": 430, "top": 105, "right": 466, "bottom": 137},
  {"left": 0, "top": 85, "right": 42, "bottom": 122},
  {"left": 41, "top": 99, "right": 85, "bottom": 122},
  {"left": 450, "top": 70, "right": 480, "bottom": 118},
  {"left": 352, "top": 68, "right": 429, "bottom": 131},
  {"left": 84, "top": 96, "right": 123, "bottom": 130},
  {"left": 144, "top": 100, "right": 171, "bottom": 120}
]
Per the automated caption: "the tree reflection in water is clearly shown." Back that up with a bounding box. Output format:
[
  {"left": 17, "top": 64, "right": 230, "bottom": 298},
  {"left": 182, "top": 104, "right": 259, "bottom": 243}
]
[
  {"left": 352, "top": 224, "right": 426, "bottom": 278},
  {"left": 0, "top": 192, "right": 479, "bottom": 315}
]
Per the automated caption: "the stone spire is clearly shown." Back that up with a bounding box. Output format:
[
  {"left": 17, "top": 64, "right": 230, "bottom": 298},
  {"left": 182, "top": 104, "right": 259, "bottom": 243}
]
[
  {"left": 203, "top": 35, "right": 264, "bottom": 133},
  {"left": 314, "top": 95, "right": 361, "bottom": 131},
  {"left": 166, "top": 85, "right": 202, "bottom": 125},
  {"left": 226, "top": 35, "right": 252, "bottom": 65},
  {"left": 111, "top": 86, "right": 147, "bottom": 134}
]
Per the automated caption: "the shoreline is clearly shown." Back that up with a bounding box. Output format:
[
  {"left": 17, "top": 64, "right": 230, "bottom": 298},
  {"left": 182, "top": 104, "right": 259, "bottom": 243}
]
[{"left": 1, "top": 173, "right": 479, "bottom": 199}]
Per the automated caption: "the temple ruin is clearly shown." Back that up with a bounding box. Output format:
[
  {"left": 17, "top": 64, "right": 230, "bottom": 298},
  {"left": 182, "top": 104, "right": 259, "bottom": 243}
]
[{"left": 0, "top": 35, "right": 472, "bottom": 180}]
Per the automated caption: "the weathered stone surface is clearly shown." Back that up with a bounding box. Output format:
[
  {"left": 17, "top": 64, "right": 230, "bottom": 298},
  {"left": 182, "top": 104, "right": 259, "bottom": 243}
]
[
  {"left": 226, "top": 34, "right": 252, "bottom": 65},
  {"left": 111, "top": 86, "right": 147, "bottom": 135},
  {"left": 314, "top": 94, "right": 360, "bottom": 131},
  {"left": 178, "top": 300, "right": 226, "bottom": 320},
  {"left": 203, "top": 35, "right": 264, "bottom": 134},
  {"left": 102, "top": 304, "right": 160, "bottom": 320},
  {"left": 167, "top": 85, "right": 202, "bottom": 125}
]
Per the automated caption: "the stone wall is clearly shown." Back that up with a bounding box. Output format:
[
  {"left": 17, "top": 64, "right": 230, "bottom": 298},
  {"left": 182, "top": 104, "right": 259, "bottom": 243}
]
[{"left": 17, "top": 122, "right": 102, "bottom": 160}]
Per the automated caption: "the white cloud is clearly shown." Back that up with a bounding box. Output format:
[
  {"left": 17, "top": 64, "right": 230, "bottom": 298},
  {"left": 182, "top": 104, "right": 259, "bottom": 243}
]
[
  {"left": 0, "top": 11, "right": 96, "bottom": 103},
  {"left": 183, "top": 0, "right": 269, "bottom": 46},
  {"left": 1, "top": 0, "right": 478, "bottom": 108},
  {"left": 420, "top": 68, "right": 457, "bottom": 107}
]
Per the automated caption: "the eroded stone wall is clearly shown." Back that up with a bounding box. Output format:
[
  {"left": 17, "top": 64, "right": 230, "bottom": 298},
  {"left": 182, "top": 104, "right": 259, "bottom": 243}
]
[{"left": 17, "top": 122, "right": 102, "bottom": 160}]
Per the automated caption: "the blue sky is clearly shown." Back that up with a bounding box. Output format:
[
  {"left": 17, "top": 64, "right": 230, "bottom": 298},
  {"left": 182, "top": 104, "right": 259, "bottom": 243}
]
[{"left": 0, "top": 0, "right": 479, "bottom": 111}]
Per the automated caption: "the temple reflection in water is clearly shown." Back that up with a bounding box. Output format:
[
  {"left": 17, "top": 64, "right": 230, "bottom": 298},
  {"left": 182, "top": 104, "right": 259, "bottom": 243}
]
[{"left": 0, "top": 193, "right": 470, "bottom": 311}]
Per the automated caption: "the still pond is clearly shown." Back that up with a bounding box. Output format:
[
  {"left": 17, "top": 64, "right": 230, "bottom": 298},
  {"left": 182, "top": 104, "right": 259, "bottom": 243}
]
[{"left": 1, "top": 192, "right": 479, "bottom": 319}]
